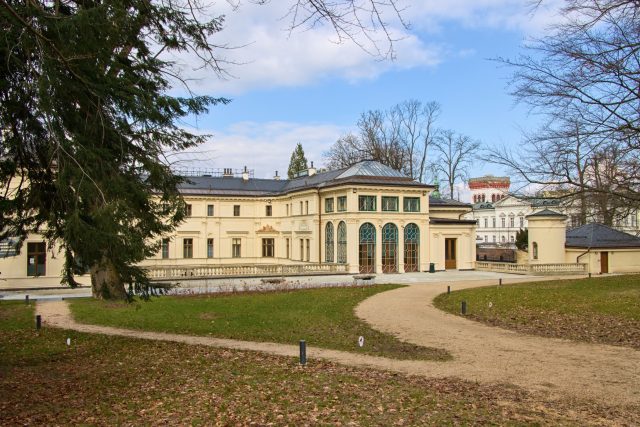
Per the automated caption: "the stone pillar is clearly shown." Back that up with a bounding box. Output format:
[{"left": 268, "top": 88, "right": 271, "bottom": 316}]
[
  {"left": 397, "top": 224, "right": 405, "bottom": 273},
  {"left": 375, "top": 221, "right": 383, "bottom": 274},
  {"left": 526, "top": 210, "right": 567, "bottom": 264},
  {"left": 347, "top": 220, "right": 359, "bottom": 273}
]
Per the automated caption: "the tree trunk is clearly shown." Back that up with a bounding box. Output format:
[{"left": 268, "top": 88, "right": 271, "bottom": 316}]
[{"left": 90, "top": 257, "right": 127, "bottom": 300}]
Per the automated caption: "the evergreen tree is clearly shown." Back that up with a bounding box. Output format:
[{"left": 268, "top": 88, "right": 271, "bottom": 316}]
[
  {"left": 0, "top": 0, "right": 405, "bottom": 300},
  {"left": 287, "top": 143, "right": 309, "bottom": 179},
  {"left": 515, "top": 229, "right": 528, "bottom": 251},
  {"left": 0, "top": 1, "right": 228, "bottom": 300}
]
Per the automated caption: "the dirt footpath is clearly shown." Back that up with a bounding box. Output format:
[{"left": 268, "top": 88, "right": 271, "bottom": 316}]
[
  {"left": 37, "top": 276, "right": 640, "bottom": 409},
  {"left": 356, "top": 279, "right": 640, "bottom": 407}
]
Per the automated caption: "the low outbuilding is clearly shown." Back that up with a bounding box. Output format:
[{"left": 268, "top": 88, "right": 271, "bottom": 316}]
[{"left": 565, "top": 223, "right": 640, "bottom": 274}]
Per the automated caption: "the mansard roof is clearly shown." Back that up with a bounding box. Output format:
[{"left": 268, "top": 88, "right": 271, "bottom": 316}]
[
  {"left": 178, "top": 161, "right": 433, "bottom": 197},
  {"left": 566, "top": 223, "right": 640, "bottom": 249}
]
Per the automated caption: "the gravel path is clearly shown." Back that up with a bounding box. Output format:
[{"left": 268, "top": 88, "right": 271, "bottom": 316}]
[
  {"left": 37, "top": 276, "right": 640, "bottom": 409},
  {"left": 356, "top": 278, "right": 640, "bottom": 407}
]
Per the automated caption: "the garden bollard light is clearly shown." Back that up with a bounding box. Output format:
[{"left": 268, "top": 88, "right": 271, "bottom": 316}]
[
  {"left": 25, "top": 295, "right": 29, "bottom": 305},
  {"left": 36, "top": 315, "right": 41, "bottom": 330},
  {"left": 461, "top": 301, "right": 467, "bottom": 315},
  {"left": 589, "top": 273, "right": 592, "bottom": 278},
  {"left": 299, "top": 340, "right": 306, "bottom": 366},
  {"left": 447, "top": 285, "right": 450, "bottom": 294},
  {"left": 499, "top": 278, "right": 502, "bottom": 286}
]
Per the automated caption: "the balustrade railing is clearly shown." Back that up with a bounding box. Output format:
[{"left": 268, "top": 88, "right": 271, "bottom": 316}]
[
  {"left": 145, "top": 263, "right": 350, "bottom": 280},
  {"left": 476, "top": 261, "right": 587, "bottom": 275}
]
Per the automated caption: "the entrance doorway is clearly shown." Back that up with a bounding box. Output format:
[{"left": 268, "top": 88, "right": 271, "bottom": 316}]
[
  {"left": 600, "top": 252, "right": 609, "bottom": 274},
  {"left": 403, "top": 223, "right": 419, "bottom": 272},
  {"left": 359, "top": 223, "right": 376, "bottom": 273},
  {"left": 381, "top": 223, "right": 398, "bottom": 273},
  {"left": 444, "top": 238, "right": 457, "bottom": 270}
]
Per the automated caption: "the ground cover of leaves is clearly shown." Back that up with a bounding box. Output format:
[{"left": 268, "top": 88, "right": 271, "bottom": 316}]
[
  {"left": 69, "top": 284, "right": 450, "bottom": 361},
  {"left": 433, "top": 275, "right": 640, "bottom": 349},
  {"left": 1, "top": 301, "right": 637, "bottom": 426}
]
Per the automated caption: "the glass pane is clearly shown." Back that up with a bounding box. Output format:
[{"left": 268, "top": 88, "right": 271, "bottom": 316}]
[
  {"left": 325, "top": 222, "right": 334, "bottom": 262},
  {"left": 337, "top": 221, "right": 347, "bottom": 264}
]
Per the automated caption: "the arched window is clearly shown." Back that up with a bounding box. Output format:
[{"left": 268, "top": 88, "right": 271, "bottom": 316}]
[
  {"left": 337, "top": 221, "right": 347, "bottom": 264},
  {"left": 382, "top": 223, "right": 398, "bottom": 273},
  {"left": 533, "top": 242, "right": 538, "bottom": 260},
  {"left": 325, "top": 222, "right": 334, "bottom": 263},
  {"left": 404, "top": 223, "right": 420, "bottom": 272},
  {"left": 359, "top": 223, "right": 376, "bottom": 273}
]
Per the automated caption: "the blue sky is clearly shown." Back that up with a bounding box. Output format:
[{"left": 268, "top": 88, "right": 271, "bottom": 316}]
[{"left": 170, "top": 1, "right": 562, "bottom": 193}]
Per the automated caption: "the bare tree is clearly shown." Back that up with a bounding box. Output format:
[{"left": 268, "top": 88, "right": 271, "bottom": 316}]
[
  {"left": 289, "top": 1, "right": 407, "bottom": 58},
  {"left": 324, "top": 99, "right": 441, "bottom": 181},
  {"left": 494, "top": 0, "right": 640, "bottom": 206},
  {"left": 393, "top": 100, "right": 440, "bottom": 182},
  {"left": 486, "top": 117, "right": 637, "bottom": 226},
  {"left": 431, "top": 130, "right": 481, "bottom": 199}
]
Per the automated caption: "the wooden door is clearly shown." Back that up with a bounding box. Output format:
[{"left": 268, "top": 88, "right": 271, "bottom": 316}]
[
  {"left": 445, "top": 238, "right": 457, "bottom": 270},
  {"left": 600, "top": 252, "right": 609, "bottom": 274}
]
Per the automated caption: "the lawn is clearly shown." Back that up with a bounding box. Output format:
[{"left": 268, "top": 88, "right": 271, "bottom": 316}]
[
  {"left": 1, "top": 301, "right": 634, "bottom": 425},
  {"left": 70, "top": 285, "right": 450, "bottom": 361},
  {"left": 433, "top": 275, "right": 640, "bottom": 349}
]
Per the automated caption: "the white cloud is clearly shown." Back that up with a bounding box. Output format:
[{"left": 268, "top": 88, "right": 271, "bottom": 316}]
[
  {"left": 161, "top": 1, "right": 566, "bottom": 95},
  {"left": 406, "top": 0, "right": 565, "bottom": 34},
  {"left": 165, "top": 1, "right": 442, "bottom": 95},
  {"left": 169, "top": 121, "right": 347, "bottom": 178}
]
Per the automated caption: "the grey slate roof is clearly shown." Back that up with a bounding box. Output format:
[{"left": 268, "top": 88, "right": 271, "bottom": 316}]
[
  {"left": 430, "top": 218, "right": 477, "bottom": 225},
  {"left": 526, "top": 209, "right": 567, "bottom": 219},
  {"left": 335, "top": 161, "right": 407, "bottom": 179},
  {"left": 565, "top": 223, "right": 640, "bottom": 249},
  {"left": 178, "top": 161, "right": 433, "bottom": 197},
  {"left": 429, "top": 197, "right": 472, "bottom": 208},
  {"left": 472, "top": 202, "right": 495, "bottom": 210}
]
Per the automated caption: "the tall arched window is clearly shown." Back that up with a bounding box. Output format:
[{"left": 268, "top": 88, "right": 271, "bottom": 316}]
[
  {"left": 359, "top": 223, "right": 376, "bottom": 273},
  {"left": 325, "top": 222, "right": 334, "bottom": 263},
  {"left": 337, "top": 221, "right": 347, "bottom": 264},
  {"left": 404, "top": 223, "right": 420, "bottom": 272},
  {"left": 532, "top": 242, "right": 538, "bottom": 260},
  {"left": 382, "top": 223, "right": 398, "bottom": 273}
]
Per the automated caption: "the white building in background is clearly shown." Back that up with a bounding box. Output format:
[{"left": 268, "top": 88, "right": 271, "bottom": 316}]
[{"left": 465, "top": 175, "right": 639, "bottom": 247}]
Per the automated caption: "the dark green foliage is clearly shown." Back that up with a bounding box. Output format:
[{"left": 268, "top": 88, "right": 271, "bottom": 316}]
[
  {"left": 515, "top": 228, "right": 528, "bottom": 251},
  {"left": 287, "top": 142, "right": 308, "bottom": 178},
  {"left": 0, "top": 1, "right": 229, "bottom": 298}
]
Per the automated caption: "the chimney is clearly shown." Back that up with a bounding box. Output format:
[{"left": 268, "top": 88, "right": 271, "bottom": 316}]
[
  {"left": 242, "top": 166, "right": 249, "bottom": 181},
  {"left": 308, "top": 161, "right": 317, "bottom": 177},
  {"left": 223, "top": 168, "right": 233, "bottom": 178},
  {"left": 273, "top": 170, "right": 281, "bottom": 181}
]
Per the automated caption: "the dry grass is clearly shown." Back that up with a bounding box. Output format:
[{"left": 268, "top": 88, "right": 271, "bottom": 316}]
[
  {"left": 2, "top": 301, "right": 639, "bottom": 425},
  {"left": 434, "top": 275, "right": 640, "bottom": 349}
]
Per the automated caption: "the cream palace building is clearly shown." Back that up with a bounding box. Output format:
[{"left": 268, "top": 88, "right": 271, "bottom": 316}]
[{"left": 0, "top": 161, "right": 477, "bottom": 287}]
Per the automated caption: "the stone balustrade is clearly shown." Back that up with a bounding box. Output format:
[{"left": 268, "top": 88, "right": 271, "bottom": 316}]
[
  {"left": 145, "top": 263, "right": 350, "bottom": 280},
  {"left": 476, "top": 261, "right": 587, "bottom": 275}
]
